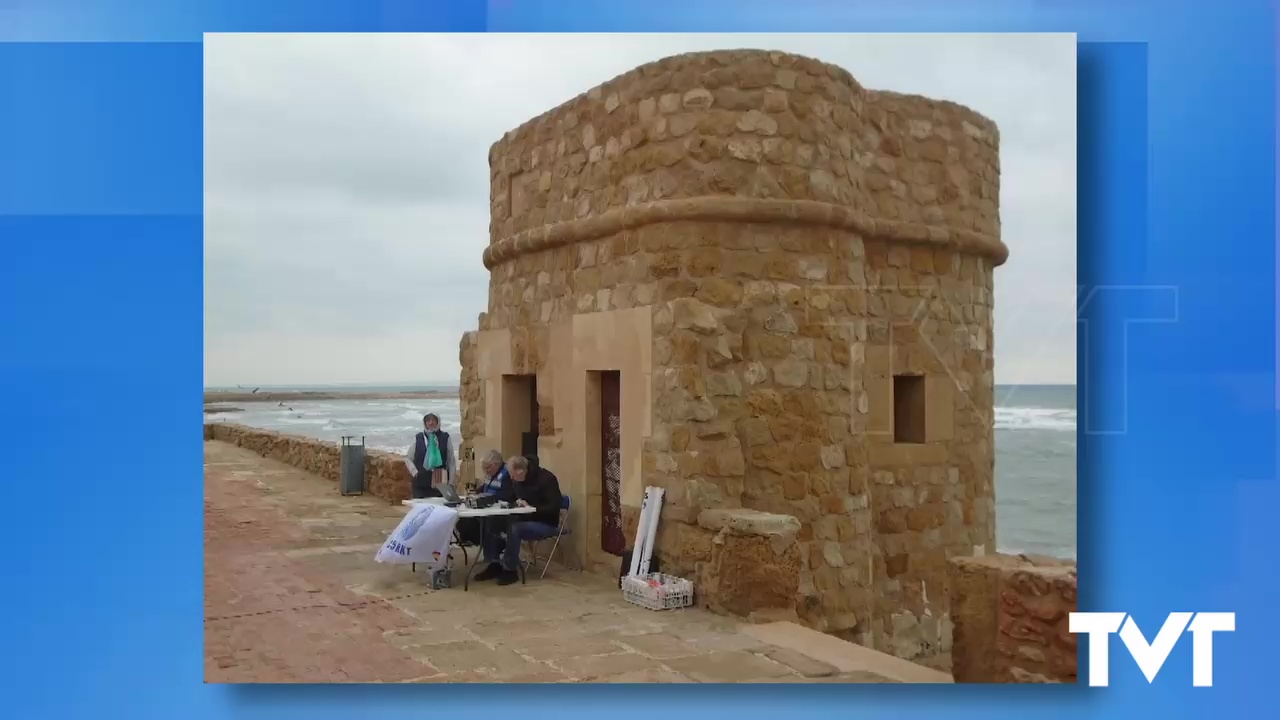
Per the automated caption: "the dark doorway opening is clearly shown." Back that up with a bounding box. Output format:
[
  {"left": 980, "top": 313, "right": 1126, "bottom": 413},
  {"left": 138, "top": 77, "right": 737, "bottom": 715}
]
[
  {"left": 501, "top": 374, "right": 539, "bottom": 461},
  {"left": 599, "top": 371, "right": 624, "bottom": 556},
  {"left": 523, "top": 376, "right": 540, "bottom": 458}
]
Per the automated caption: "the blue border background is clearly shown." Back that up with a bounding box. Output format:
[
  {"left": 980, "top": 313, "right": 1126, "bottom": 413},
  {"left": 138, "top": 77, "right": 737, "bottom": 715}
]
[{"left": 1, "top": 0, "right": 1276, "bottom": 717}]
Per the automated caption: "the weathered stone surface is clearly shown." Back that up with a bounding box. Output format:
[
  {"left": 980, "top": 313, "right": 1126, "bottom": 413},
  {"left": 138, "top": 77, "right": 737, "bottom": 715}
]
[
  {"left": 761, "top": 646, "right": 838, "bottom": 677},
  {"left": 671, "top": 297, "right": 720, "bottom": 334},
  {"left": 773, "top": 360, "right": 809, "bottom": 387},
  {"left": 698, "top": 510, "right": 802, "bottom": 618},
  {"left": 949, "top": 554, "right": 1078, "bottom": 684},
  {"left": 698, "top": 508, "right": 801, "bottom": 537}
]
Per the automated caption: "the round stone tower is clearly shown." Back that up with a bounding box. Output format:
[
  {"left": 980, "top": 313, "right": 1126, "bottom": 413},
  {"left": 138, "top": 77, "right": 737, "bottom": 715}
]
[{"left": 458, "top": 49, "right": 1004, "bottom": 662}]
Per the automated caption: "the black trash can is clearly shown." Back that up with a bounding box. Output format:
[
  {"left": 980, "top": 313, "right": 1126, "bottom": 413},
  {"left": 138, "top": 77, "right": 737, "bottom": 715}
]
[{"left": 339, "top": 436, "right": 366, "bottom": 496}]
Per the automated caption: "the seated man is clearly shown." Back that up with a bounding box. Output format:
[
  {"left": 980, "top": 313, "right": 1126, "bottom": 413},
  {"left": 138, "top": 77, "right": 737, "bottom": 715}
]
[
  {"left": 456, "top": 450, "right": 510, "bottom": 547},
  {"left": 476, "top": 455, "right": 563, "bottom": 586},
  {"left": 476, "top": 450, "right": 511, "bottom": 496}
]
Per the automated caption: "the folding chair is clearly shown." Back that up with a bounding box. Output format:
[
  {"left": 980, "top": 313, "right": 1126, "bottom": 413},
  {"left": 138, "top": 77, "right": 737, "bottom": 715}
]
[{"left": 523, "top": 495, "right": 573, "bottom": 579}]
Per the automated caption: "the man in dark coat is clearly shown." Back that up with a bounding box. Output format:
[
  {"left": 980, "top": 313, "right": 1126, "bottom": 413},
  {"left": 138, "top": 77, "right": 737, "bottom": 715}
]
[{"left": 476, "top": 454, "right": 563, "bottom": 586}]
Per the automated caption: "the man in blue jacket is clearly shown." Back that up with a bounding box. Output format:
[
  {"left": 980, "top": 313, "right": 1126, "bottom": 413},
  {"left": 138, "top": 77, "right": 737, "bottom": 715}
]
[
  {"left": 455, "top": 449, "right": 511, "bottom": 547},
  {"left": 476, "top": 450, "right": 511, "bottom": 496}
]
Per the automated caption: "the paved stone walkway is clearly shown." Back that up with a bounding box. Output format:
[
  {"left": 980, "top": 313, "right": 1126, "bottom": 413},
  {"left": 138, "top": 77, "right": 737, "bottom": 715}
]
[{"left": 204, "top": 440, "right": 917, "bottom": 683}]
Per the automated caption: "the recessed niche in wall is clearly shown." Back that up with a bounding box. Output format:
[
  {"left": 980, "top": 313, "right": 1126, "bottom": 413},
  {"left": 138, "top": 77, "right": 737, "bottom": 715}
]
[
  {"left": 509, "top": 171, "right": 534, "bottom": 221},
  {"left": 501, "top": 374, "right": 538, "bottom": 459},
  {"left": 893, "top": 374, "right": 927, "bottom": 444}
]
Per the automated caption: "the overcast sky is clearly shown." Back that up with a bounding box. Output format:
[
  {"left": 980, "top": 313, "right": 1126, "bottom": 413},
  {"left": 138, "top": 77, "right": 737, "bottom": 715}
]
[{"left": 204, "top": 33, "right": 1076, "bottom": 387}]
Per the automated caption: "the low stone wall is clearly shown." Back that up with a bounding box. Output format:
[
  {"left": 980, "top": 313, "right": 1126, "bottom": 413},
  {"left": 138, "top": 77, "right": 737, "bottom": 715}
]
[
  {"left": 204, "top": 423, "right": 412, "bottom": 503},
  {"left": 695, "top": 508, "right": 802, "bottom": 620},
  {"left": 949, "top": 553, "right": 1077, "bottom": 683}
]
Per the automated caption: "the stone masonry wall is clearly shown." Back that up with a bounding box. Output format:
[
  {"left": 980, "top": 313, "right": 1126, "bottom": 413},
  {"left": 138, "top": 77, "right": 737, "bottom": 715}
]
[
  {"left": 950, "top": 554, "right": 1078, "bottom": 683},
  {"left": 460, "top": 49, "right": 1006, "bottom": 662},
  {"left": 457, "top": 331, "right": 483, "bottom": 484},
  {"left": 860, "top": 238, "right": 997, "bottom": 659},
  {"left": 205, "top": 423, "right": 412, "bottom": 504},
  {"left": 483, "top": 49, "right": 1002, "bottom": 267}
]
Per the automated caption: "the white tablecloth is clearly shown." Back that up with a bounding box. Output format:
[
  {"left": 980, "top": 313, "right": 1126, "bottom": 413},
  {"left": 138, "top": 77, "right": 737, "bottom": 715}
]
[{"left": 375, "top": 503, "right": 460, "bottom": 566}]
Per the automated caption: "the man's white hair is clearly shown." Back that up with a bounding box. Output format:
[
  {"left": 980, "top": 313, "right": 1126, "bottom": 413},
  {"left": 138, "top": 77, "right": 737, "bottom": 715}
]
[{"left": 482, "top": 449, "right": 504, "bottom": 466}]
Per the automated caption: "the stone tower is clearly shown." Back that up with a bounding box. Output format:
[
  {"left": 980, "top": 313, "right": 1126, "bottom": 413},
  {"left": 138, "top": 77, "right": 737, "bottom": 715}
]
[{"left": 457, "top": 49, "right": 1004, "bottom": 662}]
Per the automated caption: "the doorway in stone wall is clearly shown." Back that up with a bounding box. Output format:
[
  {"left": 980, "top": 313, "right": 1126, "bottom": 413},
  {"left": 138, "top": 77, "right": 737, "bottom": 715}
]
[
  {"left": 599, "top": 370, "right": 624, "bottom": 555},
  {"left": 501, "top": 374, "right": 539, "bottom": 460},
  {"left": 524, "top": 376, "right": 540, "bottom": 458}
]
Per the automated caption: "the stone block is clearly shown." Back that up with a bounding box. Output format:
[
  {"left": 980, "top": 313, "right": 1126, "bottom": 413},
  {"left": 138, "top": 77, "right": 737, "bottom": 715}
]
[
  {"left": 949, "top": 554, "right": 1077, "bottom": 683},
  {"left": 698, "top": 507, "right": 801, "bottom": 538},
  {"left": 695, "top": 508, "right": 803, "bottom": 618}
]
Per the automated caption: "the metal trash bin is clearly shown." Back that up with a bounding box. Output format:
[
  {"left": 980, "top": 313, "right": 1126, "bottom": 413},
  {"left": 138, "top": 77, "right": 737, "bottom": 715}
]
[{"left": 339, "top": 436, "right": 366, "bottom": 496}]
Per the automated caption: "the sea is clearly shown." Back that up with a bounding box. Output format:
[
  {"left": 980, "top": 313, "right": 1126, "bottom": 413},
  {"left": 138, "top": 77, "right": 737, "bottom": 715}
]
[{"left": 206, "top": 383, "right": 1076, "bottom": 558}]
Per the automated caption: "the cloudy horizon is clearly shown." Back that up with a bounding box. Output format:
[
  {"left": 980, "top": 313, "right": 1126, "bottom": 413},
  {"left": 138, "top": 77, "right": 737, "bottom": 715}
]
[{"left": 204, "top": 33, "right": 1076, "bottom": 387}]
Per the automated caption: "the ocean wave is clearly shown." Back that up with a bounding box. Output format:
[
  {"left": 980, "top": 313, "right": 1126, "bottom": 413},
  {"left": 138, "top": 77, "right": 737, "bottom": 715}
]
[
  {"left": 994, "top": 406, "right": 1076, "bottom": 432},
  {"left": 277, "top": 417, "right": 329, "bottom": 426},
  {"left": 996, "top": 545, "right": 1077, "bottom": 561},
  {"left": 398, "top": 406, "right": 460, "bottom": 419}
]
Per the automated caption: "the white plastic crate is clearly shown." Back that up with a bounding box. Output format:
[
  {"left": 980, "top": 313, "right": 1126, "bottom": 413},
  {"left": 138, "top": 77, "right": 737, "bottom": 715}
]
[{"left": 622, "top": 573, "right": 694, "bottom": 611}]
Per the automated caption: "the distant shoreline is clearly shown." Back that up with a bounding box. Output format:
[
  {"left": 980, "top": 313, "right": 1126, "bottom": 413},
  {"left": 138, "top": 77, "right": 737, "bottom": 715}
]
[{"left": 203, "top": 390, "right": 457, "bottom": 404}]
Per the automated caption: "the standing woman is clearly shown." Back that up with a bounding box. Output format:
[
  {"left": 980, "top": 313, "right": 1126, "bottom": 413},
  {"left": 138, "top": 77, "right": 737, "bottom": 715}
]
[{"left": 403, "top": 413, "right": 457, "bottom": 499}]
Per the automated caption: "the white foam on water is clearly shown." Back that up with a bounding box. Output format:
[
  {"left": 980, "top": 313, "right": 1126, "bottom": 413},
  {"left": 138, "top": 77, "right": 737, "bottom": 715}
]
[
  {"left": 997, "top": 544, "right": 1078, "bottom": 561},
  {"left": 277, "top": 417, "right": 328, "bottom": 426},
  {"left": 994, "top": 406, "right": 1076, "bottom": 431}
]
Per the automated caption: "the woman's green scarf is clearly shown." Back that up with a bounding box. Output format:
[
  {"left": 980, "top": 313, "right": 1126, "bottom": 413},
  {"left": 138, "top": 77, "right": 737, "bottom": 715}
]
[{"left": 426, "top": 432, "right": 443, "bottom": 469}]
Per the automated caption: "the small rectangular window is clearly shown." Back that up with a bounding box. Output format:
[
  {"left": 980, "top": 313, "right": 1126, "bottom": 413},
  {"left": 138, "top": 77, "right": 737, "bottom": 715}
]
[{"left": 893, "top": 374, "right": 926, "bottom": 444}]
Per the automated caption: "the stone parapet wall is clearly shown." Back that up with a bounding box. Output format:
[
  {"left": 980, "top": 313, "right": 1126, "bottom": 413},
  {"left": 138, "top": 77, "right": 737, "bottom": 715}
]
[
  {"left": 949, "top": 553, "right": 1078, "bottom": 683},
  {"left": 204, "top": 423, "right": 412, "bottom": 504}
]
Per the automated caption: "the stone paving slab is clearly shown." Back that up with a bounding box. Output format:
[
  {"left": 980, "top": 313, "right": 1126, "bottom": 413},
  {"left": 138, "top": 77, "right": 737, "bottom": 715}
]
[
  {"left": 204, "top": 440, "right": 926, "bottom": 684},
  {"left": 663, "top": 650, "right": 796, "bottom": 683}
]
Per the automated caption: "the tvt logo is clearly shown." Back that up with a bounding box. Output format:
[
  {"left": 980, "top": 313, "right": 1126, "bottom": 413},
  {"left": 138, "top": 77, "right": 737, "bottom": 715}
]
[{"left": 1069, "top": 612, "right": 1235, "bottom": 687}]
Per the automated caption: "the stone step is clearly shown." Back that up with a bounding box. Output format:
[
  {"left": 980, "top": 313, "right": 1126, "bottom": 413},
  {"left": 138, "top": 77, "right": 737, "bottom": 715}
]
[{"left": 742, "top": 622, "right": 953, "bottom": 684}]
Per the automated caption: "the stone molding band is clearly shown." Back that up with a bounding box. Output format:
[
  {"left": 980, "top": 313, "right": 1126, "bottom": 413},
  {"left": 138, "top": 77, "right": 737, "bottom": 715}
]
[{"left": 482, "top": 196, "right": 1008, "bottom": 270}]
